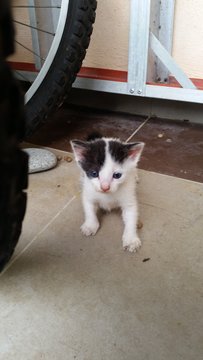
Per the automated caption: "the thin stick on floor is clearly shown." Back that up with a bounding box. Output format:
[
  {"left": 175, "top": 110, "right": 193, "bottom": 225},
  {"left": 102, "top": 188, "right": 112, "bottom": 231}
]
[{"left": 125, "top": 116, "right": 151, "bottom": 143}]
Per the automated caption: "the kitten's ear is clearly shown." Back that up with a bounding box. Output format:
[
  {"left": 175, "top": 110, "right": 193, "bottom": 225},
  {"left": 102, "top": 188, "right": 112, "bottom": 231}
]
[
  {"left": 70, "top": 140, "right": 89, "bottom": 163},
  {"left": 126, "top": 142, "right": 145, "bottom": 164}
]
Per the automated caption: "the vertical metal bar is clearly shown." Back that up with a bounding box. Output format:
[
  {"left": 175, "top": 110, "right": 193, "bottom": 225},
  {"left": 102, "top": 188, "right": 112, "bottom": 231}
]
[
  {"left": 28, "top": 0, "right": 41, "bottom": 70},
  {"left": 34, "top": 0, "right": 57, "bottom": 64},
  {"left": 51, "top": 0, "right": 61, "bottom": 32},
  {"left": 159, "top": 1, "right": 175, "bottom": 55},
  {"left": 148, "top": 0, "right": 175, "bottom": 83},
  {"left": 127, "top": 0, "right": 151, "bottom": 96},
  {"left": 147, "top": 0, "right": 160, "bottom": 82},
  {"left": 157, "top": 0, "right": 175, "bottom": 82}
]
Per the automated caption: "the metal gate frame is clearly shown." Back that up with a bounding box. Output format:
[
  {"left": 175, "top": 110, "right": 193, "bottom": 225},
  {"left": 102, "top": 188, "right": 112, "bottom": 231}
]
[{"left": 74, "top": 0, "right": 203, "bottom": 104}]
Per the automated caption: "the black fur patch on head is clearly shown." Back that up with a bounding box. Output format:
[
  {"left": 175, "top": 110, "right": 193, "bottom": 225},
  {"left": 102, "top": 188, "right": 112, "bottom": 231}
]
[
  {"left": 109, "top": 140, "right": 129, "bottom": 163},
  {"left": 86, "top": 132, "right": 103, "bottom": 141},
  {"left": 109, "top": 140, "right": 142, "bottom": 163},
  {"left": 80, "top": 139, "right": 106, "bottom": 177}
]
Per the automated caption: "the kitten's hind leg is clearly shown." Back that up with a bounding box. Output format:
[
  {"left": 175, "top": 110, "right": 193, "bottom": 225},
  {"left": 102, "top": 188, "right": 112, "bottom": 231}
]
[{"left": 81, "top": 198, "right": 99, "bottom": 236}]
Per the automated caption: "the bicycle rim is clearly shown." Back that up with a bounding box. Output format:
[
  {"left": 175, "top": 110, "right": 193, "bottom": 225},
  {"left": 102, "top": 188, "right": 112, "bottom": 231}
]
[
  {"left": 25, "top": 0, "right": 69, "bottom": 103},
  {"left": 12, "top": 0, "right": 97, "bottom": 137},
  {"left": 12, "top": 0, "right": 69, "bottom": 103}
]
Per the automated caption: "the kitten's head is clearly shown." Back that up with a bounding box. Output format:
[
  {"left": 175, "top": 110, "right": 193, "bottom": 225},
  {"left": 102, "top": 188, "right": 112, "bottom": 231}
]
[{"left": 71, "top": 136, "right": 144, "bottom": 194}]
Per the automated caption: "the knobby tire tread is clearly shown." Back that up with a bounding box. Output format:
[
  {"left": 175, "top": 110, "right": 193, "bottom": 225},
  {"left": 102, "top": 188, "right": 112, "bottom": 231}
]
[
  {"left": 0, "top": 61, "right": 28, "bottom": 272},
  {"left": 25, "top": 0, "right": 97, "bottom": 137}
]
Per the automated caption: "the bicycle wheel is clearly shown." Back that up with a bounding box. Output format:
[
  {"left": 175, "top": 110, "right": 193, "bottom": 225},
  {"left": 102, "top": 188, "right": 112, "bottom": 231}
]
[
  {"left": 0, "top": 0, "right": 28, "bottom": 272},
  {"left": 12, "top": 0, "right": 97, "bottom": 137}
]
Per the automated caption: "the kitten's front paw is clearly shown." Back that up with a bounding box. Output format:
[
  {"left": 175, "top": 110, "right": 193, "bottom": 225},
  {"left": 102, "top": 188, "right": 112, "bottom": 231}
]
[
  {"left": 122, "top": 235, "right": 141, "bottom": 253},
  {"left": 81, "top": 221, "right": 99, "bottom": 236}
]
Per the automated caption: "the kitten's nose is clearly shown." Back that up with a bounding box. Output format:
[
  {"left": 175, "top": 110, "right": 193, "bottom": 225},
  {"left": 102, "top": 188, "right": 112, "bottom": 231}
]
[{"left": 101, "top": 183, "right": 110, "bottom": 192}]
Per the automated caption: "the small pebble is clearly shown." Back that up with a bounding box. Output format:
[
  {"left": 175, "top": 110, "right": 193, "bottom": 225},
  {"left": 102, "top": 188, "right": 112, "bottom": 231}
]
[
  {"left": 64, "top": 156, "right": 73, "bottom": 163},
  {"left": 57, "top": 156, "right": 62, "bottom": 161},
  {"left": 166, "top": 138, "right": 172, "bottom": 143},
  {"left": 158, "top": 133, "right": 164, "bottom": 138},
  {"left": 137, "top": 220, "right": 143, "bottom": 229},
  {"left": 143, "top": 258, "right": 150, "bottom": 262}
]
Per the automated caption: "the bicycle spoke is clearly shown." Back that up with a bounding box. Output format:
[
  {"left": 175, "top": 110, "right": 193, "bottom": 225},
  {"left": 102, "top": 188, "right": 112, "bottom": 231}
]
[
  {"left": 15, "top": 40, "right": 45, "bottom": 61},
  {"left": 15, "top": 70, "right": 33, "bottom": 82},
  {"left": 13, "top": 20, "right": 55, "bottom": 36},
  {"left": 12, "top": 6, "right": 61, "bottom": 9}
]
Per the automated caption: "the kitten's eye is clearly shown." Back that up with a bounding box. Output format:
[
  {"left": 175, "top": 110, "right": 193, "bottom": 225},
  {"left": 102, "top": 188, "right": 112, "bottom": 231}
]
[
  {"left": 90, "top": 170, "right": 98, "bottom": 178},
  {"left": 113, "top": 172, "right": 122, "bottom": 179}
]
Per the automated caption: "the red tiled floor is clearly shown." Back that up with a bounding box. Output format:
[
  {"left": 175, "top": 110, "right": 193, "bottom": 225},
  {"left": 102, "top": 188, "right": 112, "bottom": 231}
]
[
  {"left": 131, "top": 117, "right": 203, "bottom": 182},
  {"left": 27, "top": 104, "right": 203, "bottom": 183},
  {"left": 27, "top": 105, "right": 145, "bottom": 151}
]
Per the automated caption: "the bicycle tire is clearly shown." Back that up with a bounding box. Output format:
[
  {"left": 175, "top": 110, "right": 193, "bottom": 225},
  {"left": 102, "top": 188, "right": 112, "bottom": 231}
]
[
  {"left": 25, "top": 0, "right": 97, "bottom": 137},
  {"left": 0, "top": 1, "right": 28, "bottom": 272}
]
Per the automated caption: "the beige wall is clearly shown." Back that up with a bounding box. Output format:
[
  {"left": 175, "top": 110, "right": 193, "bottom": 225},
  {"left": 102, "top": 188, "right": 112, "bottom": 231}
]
[
  {"left": 172, "top": 0, "right": 203, "bottom": 78},
  {"left": 10, "top": 0, "right": 203, "bottom": 79},
  {"left": 83, "top": 0, "right": 129, "bottom": 71},
  {"left": 9, "top": 1, "right": 34, "bottom": 63}
]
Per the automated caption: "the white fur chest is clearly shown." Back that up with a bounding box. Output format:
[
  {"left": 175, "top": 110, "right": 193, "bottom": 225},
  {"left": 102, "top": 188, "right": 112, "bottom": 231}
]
[
  {"left": 94, "top": 192, "right": 119, "bottom": 211},
  {"left": 83, "top": 174, "right": 136, "bottom": 212}
]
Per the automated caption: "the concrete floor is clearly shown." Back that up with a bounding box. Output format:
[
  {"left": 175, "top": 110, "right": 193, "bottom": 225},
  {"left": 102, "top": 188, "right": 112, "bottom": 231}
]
[{"left": 0, "top": 148, "right": 203, "bottom": 360}]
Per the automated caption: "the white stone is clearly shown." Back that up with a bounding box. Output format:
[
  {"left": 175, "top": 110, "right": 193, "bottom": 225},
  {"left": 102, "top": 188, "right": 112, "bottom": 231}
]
[{"left": 24, "top": 148, "right": 57, "bottom": 174}]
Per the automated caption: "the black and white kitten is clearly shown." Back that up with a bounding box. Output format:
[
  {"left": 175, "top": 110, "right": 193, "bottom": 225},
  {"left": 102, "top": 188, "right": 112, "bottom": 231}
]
[{"left": 71, "top": 134, "right": 144, "bottom": 252}]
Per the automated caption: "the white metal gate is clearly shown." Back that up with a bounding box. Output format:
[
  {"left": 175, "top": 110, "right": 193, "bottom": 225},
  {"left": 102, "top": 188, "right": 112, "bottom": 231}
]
[{"left": 74, "top": 0, "right": 203, "bottom": 104}]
